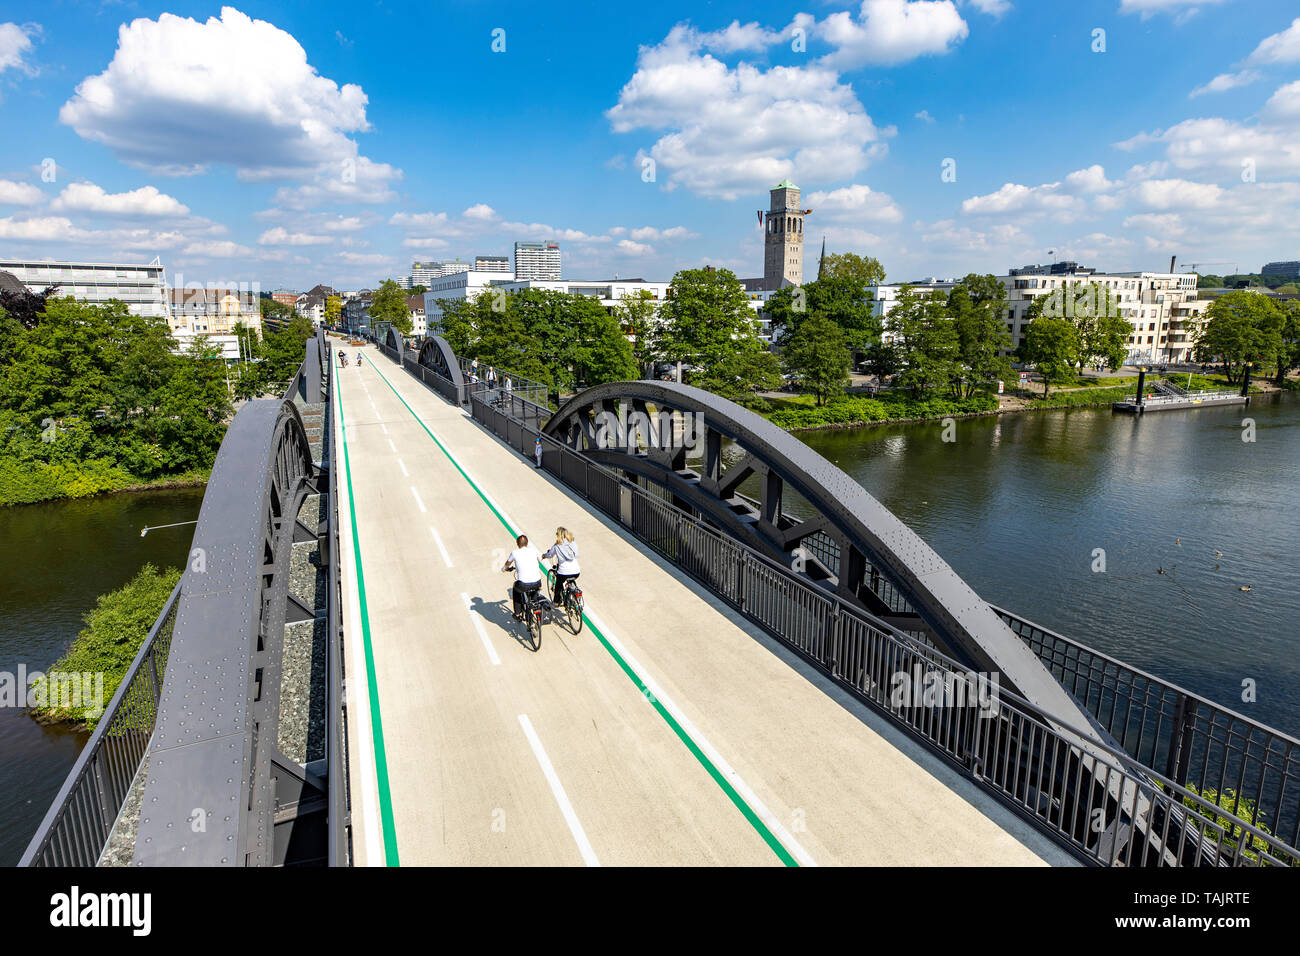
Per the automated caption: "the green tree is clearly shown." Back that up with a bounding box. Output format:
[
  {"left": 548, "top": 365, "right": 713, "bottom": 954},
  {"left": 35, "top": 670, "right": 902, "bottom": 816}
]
[
  {"left": 782, "top": 311, "right": 850, "bottom": 405},
  {"left": 819, "top": 251, "right": 885, "bottom": 286},
  {"left": 369, "top": 279, "right": 413, "bottom": 335},
  {"left": 695, "top": 349, "right": 782, "bottom": 402},
  {"left": 887, "top": 286, "right": 958, "bottom": 398},
  {"left": 766, "top": 275, "right": 880, "bottom": 352},
  {"left": 261, "top": 296, "right": 295, "bottom": 322},
  {"left": 324, "top": 294, "right": 342, "bottom": 327},
  {"left": 1193, "top": 291, "right": 1284, "bottom": 384},
  {"left": 614, "top": 289, "right": 659, "bottom": 377},
  {"left": 656, "top": 267, "right": 762, "bottom": 371},
  {"left": 947, "top": 274, "right": 1013, "bottom": 398},
  {"left": 1020, "top": 316, "right": 1080, "bottom": 398}
]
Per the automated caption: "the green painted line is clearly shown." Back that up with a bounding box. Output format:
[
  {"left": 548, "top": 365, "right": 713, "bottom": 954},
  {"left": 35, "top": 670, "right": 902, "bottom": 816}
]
[
  {"left": 333, "top": 350, "right": 401, "bottom": 866},
  {"left": 367, "top": 356, "right": 799, "bottom": 867}
]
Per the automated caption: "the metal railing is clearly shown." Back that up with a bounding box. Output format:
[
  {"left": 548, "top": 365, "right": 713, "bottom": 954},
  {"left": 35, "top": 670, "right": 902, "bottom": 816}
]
[
  {"left": 995, "top": 605, "right": 1300, "bottom": 852},
  {"left": 462, "top": 386, "right": 1299, "bottom": 867},
  {"left": 323, "top": 348, "right": 351, "bottom": 865},
  {"left": 458, "top": 357, "right": 549, "bottom": 407},
  {"left": 19, "top": 582, "right": 182, "bottom": 866}
]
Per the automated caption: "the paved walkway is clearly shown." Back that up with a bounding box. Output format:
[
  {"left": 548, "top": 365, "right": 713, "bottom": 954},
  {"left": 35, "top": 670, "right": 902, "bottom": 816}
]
[{"left": 333, "top": 343, "right": 1075, "bottom": 867}]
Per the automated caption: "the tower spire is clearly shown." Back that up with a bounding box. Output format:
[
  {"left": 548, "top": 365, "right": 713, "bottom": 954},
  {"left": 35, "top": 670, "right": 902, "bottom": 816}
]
[{"left": 818, "top": 236, "right": 826, "bottom": 280}]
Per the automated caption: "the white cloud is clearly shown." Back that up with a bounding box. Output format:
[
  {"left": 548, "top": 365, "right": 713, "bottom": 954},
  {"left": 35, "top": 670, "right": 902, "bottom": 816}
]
[
  {"left": 390, "top": 211, "right": 455, "bottom": 230},
  {"left": 401, "top": 237, "right": 450, "bottom": 249},
  {"left": 501, "top": 221, "right": 605, "bottom": 242},
  {"left": 1129, "top": 177, "right": 1223, "bottom": 209},
  {"left": 624, "top": 225, "right": 696, "bottom": 240},
  {"left": 0, "top": 216, "right": 86, "bottom": 241},
  {"left": 1190, "top": 70, "right": 1261, "bottom": 97},
  {"left": 321, "top": 216, "right": 364, "bottom": 232},
  {"left": 800, "top": 0, "right": 969, "bottom": 70},
  {"left": 258, "top": 226, "right": 331, "bottom": 246},
  {"left": 606, "top": 24, "right": 894, "bottom": 199},
  {"left": 336, "top": 252, "right": 392, "bottom": 265},
  {"left": 914, "top": 109, "right": 935, "bottom": 124},
  {"left": 698, "top": 20, "right": 784, "bottom": 54},
  {"left": 0, "top": 178, "right": 44, "bottom": 205},
  {"left": 0, "top": 22, "right": 39, "bottom": 76},
  {"left": 59, "top": 7, "right": 399, "bottom": 205},
  {"left": 616, "top": 239, "right": 654, "bottom": 255},
  {"left": 966, "top": 0, "right": 1011, "bottom": 16},
  {"left": 463, "top": 203, "right": 497, "bottom": 220},
  {"left": 806, "top": 183, "right": 905, "bottom": 222},
  {"left": 1246, "top": 17, "right": 1300, "bottom": 65},
  {"left": 1119, "top": 0, "right": 1223, "bottom": 17},
  {"left": 1064, "top": 165, "right": 1115, "bottom": 193},
  {"left": 1263, "top": 80, "right": 1300, "bottom": 123},
  {"left": 51, "top": 182, "right": 190, "bottom": 217},
  {"left": 183, "top": 239, "right": 254, "bottom": 257},
  {"left": 961, "top": 181, "right": 1085, "bottom": 217}
]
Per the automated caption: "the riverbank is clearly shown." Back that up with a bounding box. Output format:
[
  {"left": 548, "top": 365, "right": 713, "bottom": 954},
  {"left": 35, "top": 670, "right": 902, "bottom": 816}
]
[
  {"left": 753, "top": 378, "right": 1283, "bottom": 433},
  {"left": 0, "top": 459, "right": 208, "bottom": 508}
]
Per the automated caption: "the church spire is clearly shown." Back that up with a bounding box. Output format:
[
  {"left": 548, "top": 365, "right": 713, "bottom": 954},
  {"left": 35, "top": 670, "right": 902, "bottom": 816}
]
[{"left": 818, "top": 236, "right": 827, "bottom": 280}]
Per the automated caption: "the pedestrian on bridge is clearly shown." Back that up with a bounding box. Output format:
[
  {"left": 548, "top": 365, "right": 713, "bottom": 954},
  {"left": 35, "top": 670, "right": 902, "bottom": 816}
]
[{"left": 534, "top": 436, "right": 543, "bottom": 468}]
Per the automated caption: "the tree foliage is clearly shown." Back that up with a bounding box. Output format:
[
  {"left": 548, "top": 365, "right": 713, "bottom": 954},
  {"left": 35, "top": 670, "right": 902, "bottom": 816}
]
[
  {"left": 782, "top": 311, "right": 850, "bottom": 405},
  {"left": 818, "top": 252, "right": 885, "bottom": 287},
  {"left": 1193, "top": 291, "right": 1285, "bottom": 384},
  {"left": 369, "top": 279, "right": 413, "bottom": 335}
]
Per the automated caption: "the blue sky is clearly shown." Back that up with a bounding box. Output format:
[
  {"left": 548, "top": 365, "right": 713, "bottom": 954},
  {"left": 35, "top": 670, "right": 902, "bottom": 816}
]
[{"left": 1, "top": 0, "right": 1299, "bottom": 290}]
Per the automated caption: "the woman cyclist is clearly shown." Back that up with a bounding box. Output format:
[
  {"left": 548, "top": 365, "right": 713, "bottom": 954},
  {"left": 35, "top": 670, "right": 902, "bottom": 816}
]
[{"left": 543, "top": 527, "right": 580, "bottom": 606}]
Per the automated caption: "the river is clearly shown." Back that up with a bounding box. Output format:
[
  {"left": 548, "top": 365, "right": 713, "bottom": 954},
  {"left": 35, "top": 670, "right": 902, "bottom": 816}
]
[
  {"left": 0, "top": 486, "right": 203, "bottom": 866},
  {"left": 797, "top": 392, "right": 1300, "bottom": 739}
]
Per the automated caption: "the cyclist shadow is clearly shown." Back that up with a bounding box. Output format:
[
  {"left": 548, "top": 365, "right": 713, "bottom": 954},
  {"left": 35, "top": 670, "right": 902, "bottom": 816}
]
[{"left": 467, "top": 593, "right": 535, "bottom": 651}]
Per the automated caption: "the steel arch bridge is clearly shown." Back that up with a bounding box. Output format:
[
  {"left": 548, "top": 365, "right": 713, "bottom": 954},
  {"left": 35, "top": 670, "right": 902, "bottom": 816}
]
[{"left": 543, "top": 379, "right": 1096, "bottom": 722}]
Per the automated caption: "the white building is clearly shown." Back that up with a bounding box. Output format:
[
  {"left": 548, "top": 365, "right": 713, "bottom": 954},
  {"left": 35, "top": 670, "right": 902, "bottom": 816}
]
[
  {"left": 474, "top": 255, "right": 510, "bottom": 273},
  {"left": 513, "top": 241, "right": 561, "bottom": 281},
  {"left": 411, "top": 260, "right": 470, "bottom": 286},
  {"left": 869, "top": 267, "right": 1208, "bottom": 364},
  {"left": 0, "top": 256, "right": 169, "bottom": 319}
]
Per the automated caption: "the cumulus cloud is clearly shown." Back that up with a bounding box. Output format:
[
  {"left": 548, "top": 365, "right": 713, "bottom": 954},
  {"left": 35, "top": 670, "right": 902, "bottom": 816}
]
[
  {"left": 1190, "top": 70, "right": 1261, "bottom": 98},
  {"left": 0, "top": 216, "right": 87, "bottom": 241},
  {"left": 615, "top": 239, "right": 654, "bottom": 255},
  {"left": 623, "top": 225, "right": 696, "bottom": 240},
  {"left": 1064, "top": 165, "right": 1115, "bottom": 193},
  {"left": 59, "top": 7, "right": 399, "bottom": 205},
  {"left": 914, "top": 109, "right": 936, "bottom": 123},
  {"left": 806, "top": 183, "right": 905, "bottom": 222},
  {"left": 51, "top": 182, "right": 190, "bottom": 217},
  {"left": 183, "top": 239, "right": 254, "bottom": 257},
  {"left": 960, "top": 181, "right": 1085, "bottom": 218},
  {"left": 606, "top": 24, "right": 894, "bottom": 199},
  {"left": 0, "top": 22, "right": 40, "bottom": 77},
  {"left": 965, "top": 0, "right": 1011, "bottom": 16},
  {"left": 0, "top": 178, "right": 44, "bottom": 205},
  {"left": 1116, "top": 114, "right": 1300, "bottom": 179},
  {"left": 1120, "top": 0, "right": 1223, "bottom": 18},
  {"left": 258, "top": 226, "right": 331, "bottom": 246},
  {"left": 1246, "top": 17, "right": 1300, "bottom": 65},
  {"left": 463, "top": 203, "right": 497, "bottom": 220},
  {"left": 798, "top": 0, "right": 969, "bottom": 70}
]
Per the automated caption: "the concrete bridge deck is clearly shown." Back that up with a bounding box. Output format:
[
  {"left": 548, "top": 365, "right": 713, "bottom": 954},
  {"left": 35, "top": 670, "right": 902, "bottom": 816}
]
[{"left": 333, "top": 342, "right": 1075, "bottom": 867}]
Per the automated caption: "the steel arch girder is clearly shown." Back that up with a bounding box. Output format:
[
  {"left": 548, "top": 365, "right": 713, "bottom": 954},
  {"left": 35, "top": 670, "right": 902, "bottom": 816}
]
[
  {"left": 542, "top": 380, "right": 1099, "bottom": 726},
  {"left": 385, "top": 325, "right": 405, "bottom": 362},
  {"left": 417, "top": 335, "right": 465, "bottom": 389}
]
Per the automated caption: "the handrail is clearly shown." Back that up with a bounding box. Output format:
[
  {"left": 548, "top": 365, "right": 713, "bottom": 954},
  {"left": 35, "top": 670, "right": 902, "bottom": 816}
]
[
  {"left": 20, "top": 580, "right": 183, "bottom": 866},
  {"left": 459, "top": 356, "right": 549, "bottom": 406}
]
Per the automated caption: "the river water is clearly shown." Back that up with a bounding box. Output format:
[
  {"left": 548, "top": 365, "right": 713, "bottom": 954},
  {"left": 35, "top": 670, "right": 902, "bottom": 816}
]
[
  {"left": 0, "top": 487, "right": 203, "bottom": 866},
  {"left": 797, "top": 393, "right": 1300, "bottom": 739},
  {"left": 2, "top": 395, "right": 1297, "bottom": 864}
]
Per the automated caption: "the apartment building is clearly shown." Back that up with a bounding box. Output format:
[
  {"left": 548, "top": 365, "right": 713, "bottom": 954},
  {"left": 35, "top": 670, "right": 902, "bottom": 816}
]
[
  {"left": 168, "top": 287, "right": 260, "bottom": 336},
  {"left": 474, "top": 255, "right": 510, "bottom": 273},
  {"left": 0, "top": 256, "right": 169, "bottom": 319},
  {"left": 513, "top": 241, "right": 561, "bottom": 281}
]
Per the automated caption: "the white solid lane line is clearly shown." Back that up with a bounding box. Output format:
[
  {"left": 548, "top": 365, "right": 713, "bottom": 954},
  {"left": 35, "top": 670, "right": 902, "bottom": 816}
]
[
  {"left": 461, "top": 591, "right": 499, "bottom": 665},
  {"left": 431, "top": 525, "right": 453, "bottom": 568},
  {"left": 518, "top": 713, "right": 600, "bottom": 867},
  {"left": 410, "top": 486, "right": 427, "bottom": 513}
]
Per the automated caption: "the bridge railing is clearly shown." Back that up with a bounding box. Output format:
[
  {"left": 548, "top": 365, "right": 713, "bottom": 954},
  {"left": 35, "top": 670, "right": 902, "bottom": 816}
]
[
  {"left": 994, "top": 605, "right": 1300, "bottom": 851},
  {"left": 458, "top": 358, "right": 548, "bottom": 407},
  {"left": 466, "top": 388, "right": 1299, "bottom": 867},
  {"left": 19, "top": 582, "right": 181, "bottom": 866}
]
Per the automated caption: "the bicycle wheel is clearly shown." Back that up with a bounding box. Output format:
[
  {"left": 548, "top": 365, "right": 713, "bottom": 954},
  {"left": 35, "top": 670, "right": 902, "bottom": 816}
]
[
  {"left": 546, "top": 568, "right": 558, "bottom": 603},
  {"left": 527, "top": 603, "right": 543, "bottom": 651},
  {"left": 567, "top": 593, "right": 583, "bottom": 635}
]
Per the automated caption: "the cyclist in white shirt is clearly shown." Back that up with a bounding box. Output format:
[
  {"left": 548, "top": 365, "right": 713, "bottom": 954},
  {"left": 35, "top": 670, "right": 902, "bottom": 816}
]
[
  {"left": 542, "top": 527, "right": 580, "bottom": 603},
  {"left": 503, "top": 534, "right": 543, "bottom": 620}
]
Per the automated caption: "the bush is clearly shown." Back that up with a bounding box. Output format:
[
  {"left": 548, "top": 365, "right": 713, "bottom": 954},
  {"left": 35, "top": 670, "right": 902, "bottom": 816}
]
[
  {"left": 28, "top": 564, "right": 181, "bottom": 729},
  {"left": 767, "top": 391, "right": 998, "bottom": 429}
]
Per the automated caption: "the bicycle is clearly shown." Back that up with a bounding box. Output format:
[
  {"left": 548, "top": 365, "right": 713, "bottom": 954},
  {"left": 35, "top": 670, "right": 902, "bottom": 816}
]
[
  {"left": 515, "top": 584, "right": 550, "bottom": 651},
  {"left": 546, "top": 568, "right": 584, "bottom": 634}
]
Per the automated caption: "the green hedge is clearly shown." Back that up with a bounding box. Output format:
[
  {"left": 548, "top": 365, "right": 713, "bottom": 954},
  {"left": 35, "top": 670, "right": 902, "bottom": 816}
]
[
  {"left": 767, "top": 392, "right": 999, "bottom": 430},
  {"left": 0, "top": 456, "right": 134, "bottom": 506}
]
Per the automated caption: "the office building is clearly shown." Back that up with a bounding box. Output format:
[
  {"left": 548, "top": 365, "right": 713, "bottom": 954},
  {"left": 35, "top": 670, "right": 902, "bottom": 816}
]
[
  {"left": 0, "top": 256, "right": 169, "bottom": 318},
  {"left": 271, "top": 289, "right": 299, "bottom": 307},
  {"left": 1262, "top": 260, "right": 1300, "bottom": 281},
  {"left": 411, "top": 260, "right": 470, "bottom": 286},
  {"left": 513, "top": 241, "right": 561, "bottom": 281},
  {"left": 474, "top": 255, "right": 510, "bottom": 273}
]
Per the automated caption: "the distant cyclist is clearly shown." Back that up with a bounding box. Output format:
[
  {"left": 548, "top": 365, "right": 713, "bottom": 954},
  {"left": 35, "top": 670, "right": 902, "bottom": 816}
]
[
  {"left": 503, "top": 534, "right": 543, "bottom": 621},
  {"left": 543, "top": 527, "right": 580, "bottom": 602}
]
